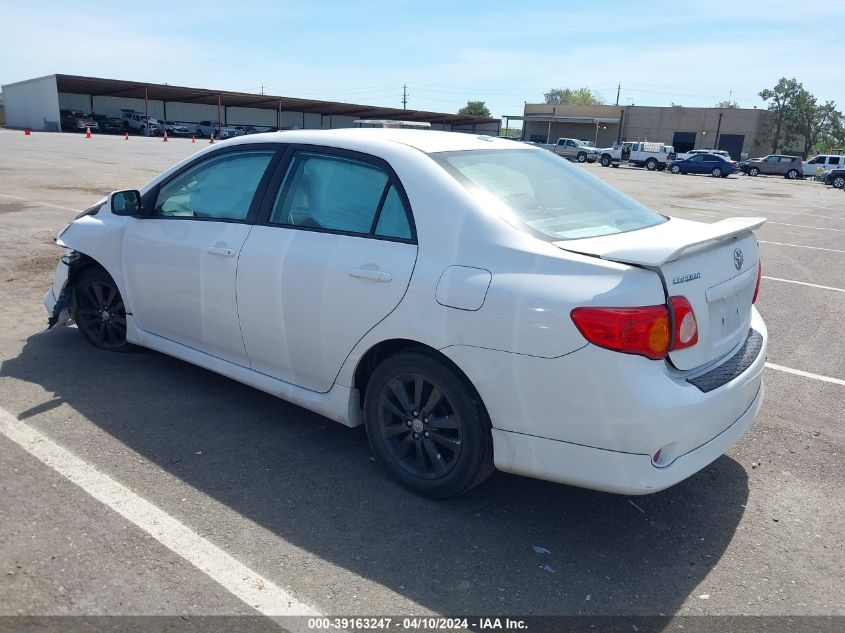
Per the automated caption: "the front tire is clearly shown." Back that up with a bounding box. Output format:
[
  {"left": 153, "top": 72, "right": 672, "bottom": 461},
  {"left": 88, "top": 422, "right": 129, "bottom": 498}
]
[
  {"left": 670, "top": 165, "right": 681, "bottom": 174},
  {"left": 72, "top": 268, "right": 133, "bottom": 352},
  {"left": 600, "top": 155, "right": 612, "bottom": 167},
  {"left": 645, "top": 158, "right": 658, "bottom": 171},
  {"left": 363, "top": 351, "right": 494, "bottom": 498},
  {"left": 748, "top": 166, "right": 760, "bottom": 177},
  {"left": 711, "top": 167, "right": 723, "bottom": 177}
]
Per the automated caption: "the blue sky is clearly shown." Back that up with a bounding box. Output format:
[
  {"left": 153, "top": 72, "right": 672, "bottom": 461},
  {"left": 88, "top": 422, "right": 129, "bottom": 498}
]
[{"left": 2, "top": 1, "right": 842, "bottom": 124}]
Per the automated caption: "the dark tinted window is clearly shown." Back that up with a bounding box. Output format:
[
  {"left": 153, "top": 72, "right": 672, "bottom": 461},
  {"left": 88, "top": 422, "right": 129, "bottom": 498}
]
[{"left": 829, "top": 157, "right": 841, "bottom": 165}]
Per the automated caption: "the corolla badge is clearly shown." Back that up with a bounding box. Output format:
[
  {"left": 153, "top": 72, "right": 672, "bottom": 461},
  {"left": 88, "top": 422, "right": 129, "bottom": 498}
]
[
  {"left": 672, "top": 272, "right": 701, "bottom": 284},
  {"left": 733, "top": 248, "right": 744, "bottom": 271}
]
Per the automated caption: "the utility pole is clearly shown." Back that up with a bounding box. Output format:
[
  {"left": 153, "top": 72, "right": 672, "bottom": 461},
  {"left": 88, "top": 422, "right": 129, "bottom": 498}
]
[
  {"left": 260, "top": 84, "right": 265, "bottom": 95},
  {"left": 616, "top": 83, "right": 621, "bottom": 106},
  {"left": 402, "top": 84, "right": 408, "bottom": 110}
]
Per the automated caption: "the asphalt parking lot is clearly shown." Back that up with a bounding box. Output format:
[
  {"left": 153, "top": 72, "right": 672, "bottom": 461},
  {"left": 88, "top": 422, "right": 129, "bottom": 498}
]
[{"left": 0, "top": 129, "right": 842, "bottom": 621}]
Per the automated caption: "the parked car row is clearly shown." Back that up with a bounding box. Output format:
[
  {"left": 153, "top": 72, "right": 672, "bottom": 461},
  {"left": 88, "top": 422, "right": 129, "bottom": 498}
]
[{"left": 59, "top": 109, "right": 276, "bottom": 137}]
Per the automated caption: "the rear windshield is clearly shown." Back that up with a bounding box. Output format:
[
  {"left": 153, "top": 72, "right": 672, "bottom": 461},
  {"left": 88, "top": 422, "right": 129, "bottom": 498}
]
[{"left": 431, "top": 149, "right": 666, "bottom": 241}]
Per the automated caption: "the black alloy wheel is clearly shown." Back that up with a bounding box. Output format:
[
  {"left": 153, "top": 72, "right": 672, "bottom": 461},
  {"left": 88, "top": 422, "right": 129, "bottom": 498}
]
[
  {"left": 364, "top": 351, "right": 494, "bottom": 497},
  {"left": 73, "top": 268, "right": 133, "bottom": 352}
]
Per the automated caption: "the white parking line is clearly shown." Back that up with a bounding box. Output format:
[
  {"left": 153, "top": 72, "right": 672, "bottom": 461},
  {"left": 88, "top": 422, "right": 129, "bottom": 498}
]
[
  {"left": 765, "top": 363, "right": 845, "bottom": 387},
  {"left": 766, "top": 221, "right": 843, "bottom": 233},
  {"left": 0, "top": 408, "right": 320, "bottom": 618},
  {"left": 759, "top": 241, "right": 845, "bottom": 254},
  {"left": 762, "top": 276, "right": 845, "bottom": 293}
]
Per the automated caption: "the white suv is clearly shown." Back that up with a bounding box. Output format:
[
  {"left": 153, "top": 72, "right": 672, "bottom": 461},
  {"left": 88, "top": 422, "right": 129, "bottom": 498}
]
[{"left": 803, "top": 154, "right": 844, "bottom": 178}]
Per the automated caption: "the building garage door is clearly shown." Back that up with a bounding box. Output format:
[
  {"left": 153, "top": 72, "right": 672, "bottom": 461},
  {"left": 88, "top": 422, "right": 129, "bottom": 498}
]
[
  {"left": 672, "top": 132, "right": 697, "bottom": 154},
  {"left": 717, "top": 134, "right": 744, "bottom": 160}
]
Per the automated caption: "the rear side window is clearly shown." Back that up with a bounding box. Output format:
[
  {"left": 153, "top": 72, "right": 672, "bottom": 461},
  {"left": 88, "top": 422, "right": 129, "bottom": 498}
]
[
  {"left": 432, "top": 148, "right": 665, "bottom": 241},
  {"left": 271, "top": 153, "right": 386, "bottom": 233},
  {"left": 269, "top": 152, "right": 413, "bottom": 241},
  {"left": 830, "top": 157, "right": 841, "bottom": 165},
  {"left": 375, "top": 186, "right": 412, "bottom": 239}
]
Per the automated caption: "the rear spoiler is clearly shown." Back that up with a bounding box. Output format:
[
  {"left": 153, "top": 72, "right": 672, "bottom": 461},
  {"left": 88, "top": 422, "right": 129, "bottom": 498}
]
[{"left": 556, "top": 217, "right": 766, "bottom": 267}]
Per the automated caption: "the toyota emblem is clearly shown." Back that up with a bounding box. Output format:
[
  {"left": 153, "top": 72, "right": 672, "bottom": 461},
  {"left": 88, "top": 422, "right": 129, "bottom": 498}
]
[{"left": 733, "top": 248, "right": 744, "bottom": 271}]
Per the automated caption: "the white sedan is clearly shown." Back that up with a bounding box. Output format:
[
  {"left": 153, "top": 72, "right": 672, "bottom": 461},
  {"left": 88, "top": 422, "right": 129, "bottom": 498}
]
[{"left": 45, "top": 129, "right": 767, "bottom": 498}]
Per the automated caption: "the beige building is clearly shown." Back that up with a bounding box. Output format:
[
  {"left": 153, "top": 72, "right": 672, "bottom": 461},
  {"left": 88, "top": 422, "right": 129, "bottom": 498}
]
[{"left": 517, "top": 103, "right": 771, "bottom": 159}]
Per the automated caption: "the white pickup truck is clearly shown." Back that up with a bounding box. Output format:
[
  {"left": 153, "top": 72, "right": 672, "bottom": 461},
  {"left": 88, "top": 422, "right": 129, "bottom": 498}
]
[
  {"left": 537, "top": 138, "right": 600, "bottom": 163},
  {"left": 121, "top": 110, "right": 162, "bottom": 136},
  {"left": 598, "top": 141, "right": 676, "bottom": 171}
]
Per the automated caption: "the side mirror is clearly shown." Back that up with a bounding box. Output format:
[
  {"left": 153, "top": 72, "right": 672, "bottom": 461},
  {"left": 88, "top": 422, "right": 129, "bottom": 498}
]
[{"left": 110, "top": 190, "right": 142, "bottom": 216}]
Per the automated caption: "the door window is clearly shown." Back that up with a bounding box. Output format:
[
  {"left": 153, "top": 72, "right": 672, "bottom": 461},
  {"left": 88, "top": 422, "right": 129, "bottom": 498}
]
[
  {"left": 270, "top": 152, "right": 412, "bottom": 239},
  {"left": 688, "top": 155, "right": 704, "bottom": 162},
  {"left": 153, "top": 150, "right": 275, "bottom": 220},
  {"left": 829, "top": 157, "right": 841, "bottom": 165}
]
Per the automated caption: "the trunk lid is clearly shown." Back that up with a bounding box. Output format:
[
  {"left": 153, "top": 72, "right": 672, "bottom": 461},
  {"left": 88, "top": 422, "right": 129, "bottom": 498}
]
[{"left": 556, "top": 217, "right": 765, "bottom": 370}]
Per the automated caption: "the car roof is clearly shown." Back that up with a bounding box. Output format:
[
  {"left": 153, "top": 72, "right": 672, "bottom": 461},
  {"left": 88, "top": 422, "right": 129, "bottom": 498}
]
[{"left": 221, "top": 128, "right": 525, "bottom": 154}]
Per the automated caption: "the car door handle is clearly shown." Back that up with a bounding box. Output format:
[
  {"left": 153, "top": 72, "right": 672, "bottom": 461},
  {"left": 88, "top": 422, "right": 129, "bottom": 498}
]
[
  {"left": 206, "top": 246, "right": 236, "bottom": 258},
  {"left": 349, "top": 268, "right": 392, "bottom": 283}
]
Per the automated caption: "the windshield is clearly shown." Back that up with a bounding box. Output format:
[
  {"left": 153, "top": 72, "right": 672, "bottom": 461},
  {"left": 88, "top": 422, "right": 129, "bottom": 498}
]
[{"left": 431, "top": 149, "right": 666, "bottom": 240}]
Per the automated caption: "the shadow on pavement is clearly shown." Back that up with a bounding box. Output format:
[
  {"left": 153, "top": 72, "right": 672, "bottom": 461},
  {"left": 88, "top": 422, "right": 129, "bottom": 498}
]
[{"left": 2, "top": 328, "right": 750, "bottom": 615}]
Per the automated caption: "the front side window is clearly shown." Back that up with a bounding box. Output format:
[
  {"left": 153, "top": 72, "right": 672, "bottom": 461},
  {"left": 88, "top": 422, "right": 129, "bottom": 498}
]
[
  {"left": 153, "top": 150, "right": 275, "bottom": 220},
  {"left": 432, "top": 149, "right": 665, "bottom": 241},
  {"left": 270, "top": 153, "right": 388, "bottom": 234},
  {"left": 688, "top": 155, "right": 704, "bottom": 162}
]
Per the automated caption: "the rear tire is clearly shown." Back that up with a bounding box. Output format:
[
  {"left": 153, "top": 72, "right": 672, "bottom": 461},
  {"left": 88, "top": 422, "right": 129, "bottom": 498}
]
[
  {"left": 195, "top": 129, "right": 203, "bottom": 138},
  {"left": 832, "top": 175, "right": 845, "bottom": 189},
  {"left": 786, "top": 169, "right": 799, "bottom": 180},
  {"left": 645, "top": 158, "right": 658, "bottom": 171},
  {"left": 72, "top": 268, "right": 134, "bottom": 352},
  {"left": 363, "top": 351, "right": 494, "bottom": 498},
  {"left": 576, "top": 152, "right": 587, "bottom": 163},
  {"left": 711, "top": 167, "right": 722, "bottom": 177}
]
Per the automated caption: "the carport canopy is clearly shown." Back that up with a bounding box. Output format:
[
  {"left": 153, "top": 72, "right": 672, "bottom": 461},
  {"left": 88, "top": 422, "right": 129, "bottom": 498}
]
[{"left": 54, "top": 74, "right": 500, "bottom": 127}]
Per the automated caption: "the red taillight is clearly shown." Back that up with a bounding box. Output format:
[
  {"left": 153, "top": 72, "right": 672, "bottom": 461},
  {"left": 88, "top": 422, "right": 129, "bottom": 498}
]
[
  {"left": 571, "top": 297, "right": 698, "bottom": 360},
  {"left": 571, "top": 305, "right": 671, "bottom": 360},
  {"left": 753, "top": 261, "right": 762, "bottom": 304},
  {"left": 669, "top": 296, "right": 698, "bottom": 350}
]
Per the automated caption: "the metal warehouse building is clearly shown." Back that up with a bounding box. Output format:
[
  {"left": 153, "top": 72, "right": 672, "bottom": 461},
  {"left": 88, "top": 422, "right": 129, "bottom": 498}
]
[
  {"left": 1, "top": 74, "right": 501, "bottom": 135},
  {"left": 516, "top": 103, "right": 771, "bottom": 159}
]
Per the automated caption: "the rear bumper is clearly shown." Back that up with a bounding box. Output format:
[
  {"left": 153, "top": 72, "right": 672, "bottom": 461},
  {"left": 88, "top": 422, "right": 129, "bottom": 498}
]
[
  {"left": 491, "top": 382, "right": 762, "bottom": 495},
  {"left": 442, "top": 308, "right": 767, "bottom": 494}
]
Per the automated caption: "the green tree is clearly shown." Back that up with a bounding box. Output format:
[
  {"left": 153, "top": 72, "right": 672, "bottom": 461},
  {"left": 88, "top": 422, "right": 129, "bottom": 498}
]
[
  {"left": 759, "top": 77, "right": 802, "bottom": 153},
  {"left": 458, "top": 100, "right": 491, "bottom": 117},
  {"left": 715, "top": 100, "right": 739, "bottom": 108},
  {"left": 544, "top": 87, "right": 604, "bottom": 105},
  {"left": 789, "top": 90, "right": 838, "bottom": 158}
]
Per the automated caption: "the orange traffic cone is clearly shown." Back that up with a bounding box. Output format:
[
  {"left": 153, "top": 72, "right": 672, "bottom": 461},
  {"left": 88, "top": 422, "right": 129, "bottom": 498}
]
[
  {"left": 85, "top": 127, "right": 92, "bottom": 139},
  {"left": 162, "top": 130, "right": 168, "bottom": 142},
  {"left": 24, "top": 129, "right": 31, "bottom": 135},
  {"left": 191, "top": 135, "right": 196, "bottom": 143},
  {"left": 124, "top": 131, "right": 129, "bottom": 140}
]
